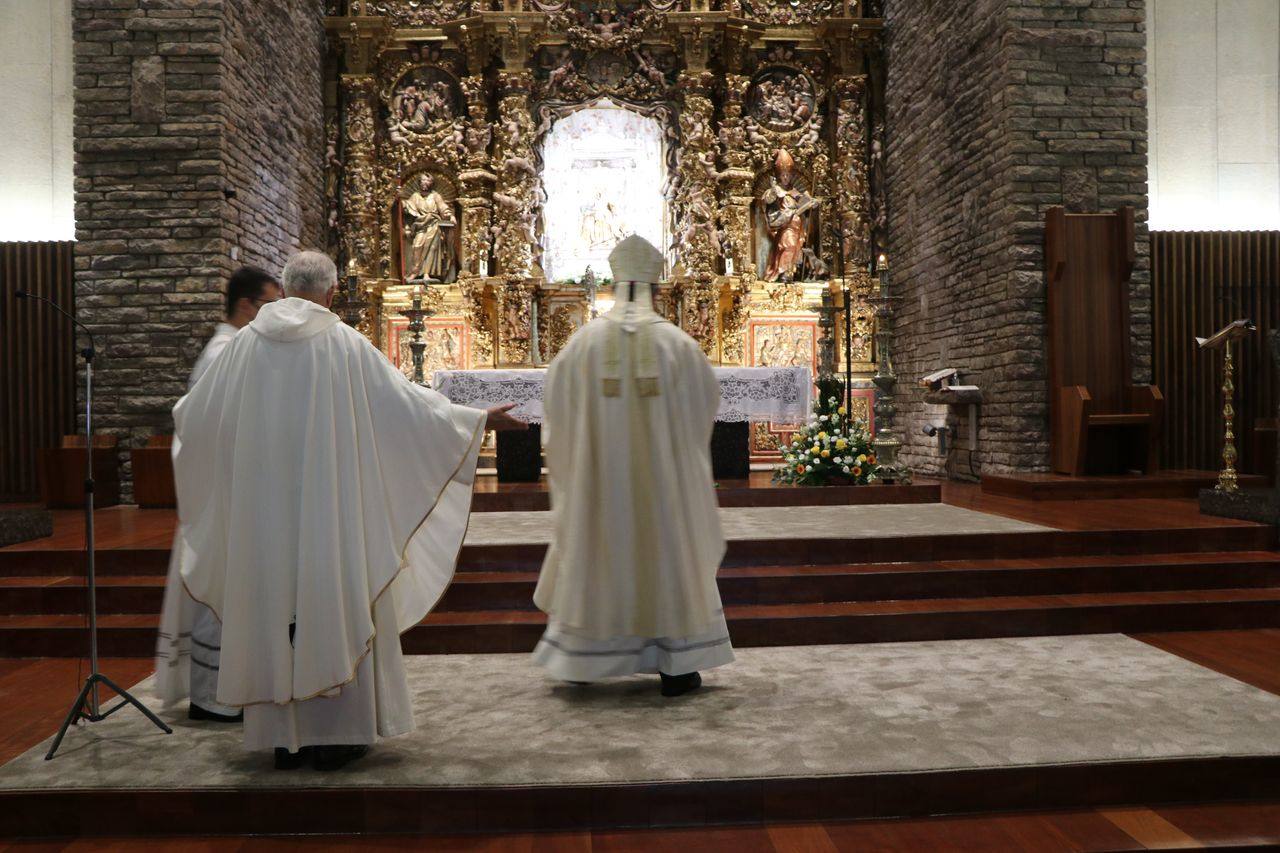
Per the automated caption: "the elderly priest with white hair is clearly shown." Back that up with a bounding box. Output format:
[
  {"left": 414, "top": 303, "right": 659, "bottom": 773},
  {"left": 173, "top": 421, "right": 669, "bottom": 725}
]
[
  {"left": 533, "top": 235, "right": 733, "bottom": 697},
  {"left": 173, "top": 250, "right": 525, "bottom": 770}
]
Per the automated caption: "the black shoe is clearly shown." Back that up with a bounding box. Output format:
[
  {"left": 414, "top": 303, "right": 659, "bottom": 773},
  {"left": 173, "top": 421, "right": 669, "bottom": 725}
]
[
  {"left": 312, "top": 744, "right": 369, "bottom": 772},
  {"left": 274, "top": 747, "right": 312, "bottom": 770},
  {"left": 660, "top": 671, "right": 702, "bottom": 697},
  {"left": 188, "top": 704, "right": 243, "bottom": 723}
]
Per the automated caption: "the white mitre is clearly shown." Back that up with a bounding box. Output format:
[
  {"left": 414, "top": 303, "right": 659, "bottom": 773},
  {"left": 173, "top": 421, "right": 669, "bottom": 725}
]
[{"left": 604, "top": 235, "right": 665, "bottom": 397}]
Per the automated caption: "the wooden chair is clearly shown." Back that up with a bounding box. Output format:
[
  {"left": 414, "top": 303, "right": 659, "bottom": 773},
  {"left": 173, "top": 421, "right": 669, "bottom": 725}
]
[
  {"left": 1046, "top": 206, "right": 1163, "bottom": 476},
  {"left": 39, "top": 435, "right": 121, "bottom": 509},
  {"left": 131, "top": 435, "right": 176, "bottom": 508}
]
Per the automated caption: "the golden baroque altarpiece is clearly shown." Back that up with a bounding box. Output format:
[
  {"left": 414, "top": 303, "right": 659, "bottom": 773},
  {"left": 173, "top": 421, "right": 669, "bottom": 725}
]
[{"left": 323, "top": 0, "right": 888, "bottom": 443}]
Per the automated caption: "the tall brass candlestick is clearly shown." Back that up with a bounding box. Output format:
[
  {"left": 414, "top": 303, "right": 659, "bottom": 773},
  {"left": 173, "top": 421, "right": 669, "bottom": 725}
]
[
  {"left": 1197, "top": 319, "right": 1254, "bottom": 493},
  {"left": 1218, "top": 343, "right": 1239, "bottom": 493},
  {"left": 870, "top": 252, "right": 910, "bottom": 484},
  {"left": 399, "top": 288, "right": 433, "bottom": 386}
]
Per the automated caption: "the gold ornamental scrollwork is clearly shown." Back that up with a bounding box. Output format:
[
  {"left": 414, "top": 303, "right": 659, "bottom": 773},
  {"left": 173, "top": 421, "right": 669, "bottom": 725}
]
[
  {"left": 340, "top": 74, "right": 380, "bottom": 279},
  {"left": 492, "top": 73, "right": 538, "bottom": 279},
  {"left": 324, "top": 2, "right": 885, "bottom": 378}
]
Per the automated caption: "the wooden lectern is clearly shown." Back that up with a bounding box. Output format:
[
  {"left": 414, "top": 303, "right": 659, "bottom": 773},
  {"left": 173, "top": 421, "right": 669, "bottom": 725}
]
[
  {"left": 1046, "top": 206, "right": 1163, "bottom": 476},
  {"left": 131, "top": 435, "right": 177, "bottom": 508},
  {"left": 39, "top": 435, "right": 121, "bottom": 509}
]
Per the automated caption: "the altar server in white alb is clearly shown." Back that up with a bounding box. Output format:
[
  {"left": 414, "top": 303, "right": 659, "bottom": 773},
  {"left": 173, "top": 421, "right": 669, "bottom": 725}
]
[
  {"left": 156, "top": 266, "right": 281, "bottom": 723},
  {"left": 533, "top": 235, "right": 733, "bottom": 696},
  {"left": 173, "top": 250, "right": 524, "bottom": 770}
]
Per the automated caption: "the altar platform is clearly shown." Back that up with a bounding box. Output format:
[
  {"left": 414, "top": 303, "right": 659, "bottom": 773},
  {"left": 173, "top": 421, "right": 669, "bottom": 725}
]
[
  {"left": 2, "top": 634, "right": 1280, "bottom": 837},
  {"left": 981, "top": 469, "right": 1269, "bottom": 501},
  {"left": 3, "top": 487, "right": 1280, "bottom": 839},
  {"left": 473, "top": 471, "right": 940, "bottom": 512}
]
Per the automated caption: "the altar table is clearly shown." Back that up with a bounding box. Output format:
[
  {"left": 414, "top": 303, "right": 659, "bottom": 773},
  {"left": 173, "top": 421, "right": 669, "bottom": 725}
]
[{"left": 434, "top": 367, "right": 812, "bottom": 481}]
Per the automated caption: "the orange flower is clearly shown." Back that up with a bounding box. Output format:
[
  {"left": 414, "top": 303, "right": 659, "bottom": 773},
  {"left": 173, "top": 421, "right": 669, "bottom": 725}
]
[
  {"left": 866, "top": 455, "right": 876, "bottom": 465},
  {"left": 796, "top": 464, "right": 806, "bottom": 473},
  {"left": 852, "top": 466, "right": 862, "bottom": 476}
]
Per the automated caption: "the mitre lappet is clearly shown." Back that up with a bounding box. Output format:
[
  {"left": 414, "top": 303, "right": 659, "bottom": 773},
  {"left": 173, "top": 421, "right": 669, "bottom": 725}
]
[{"left": 602, "top": 234, "right": 665, "bottom": 398}]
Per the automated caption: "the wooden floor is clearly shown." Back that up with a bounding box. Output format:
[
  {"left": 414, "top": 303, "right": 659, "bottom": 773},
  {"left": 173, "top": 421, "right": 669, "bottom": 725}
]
[
  {"left": 2, "top": 802, "right": 1280, "bottom": 851},
  {"left": 0, "top": 480, "right": 1260, "bottom": 557},
  {"left": 4, "top": 488, "right": 1280, "bottom": 847},
  {"left": 2, "top": 630, "right": 1279, "bottom": 848}
]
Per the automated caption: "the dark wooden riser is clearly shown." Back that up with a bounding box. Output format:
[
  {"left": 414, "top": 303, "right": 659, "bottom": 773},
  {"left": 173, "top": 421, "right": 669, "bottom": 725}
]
[
  {"left": 5, "top": 554, "right": 1280, "bottom": 616},
  {"left": 6, "top": 591, "right": 1280, "bottom": 657},
  {"left": 3, "top": 523, "right": 1273, "bottom": 578},
  {"left": 3, "top": 756, "right": 1278, "bottom": 838},
  {"left": 471, "top": 481, "right": 942, "bottom": 512}
]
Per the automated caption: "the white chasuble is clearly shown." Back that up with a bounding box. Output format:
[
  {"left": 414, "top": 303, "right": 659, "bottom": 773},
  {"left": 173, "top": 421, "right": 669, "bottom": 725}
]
[
  {"left": 173, "top": 297, "right": 486, "bottom": 745},
  {"left": 156, "top": 321, "right": 240, "bottom": 715},
  {"left": 533, "top": 271, "right": 732, "bottom": 679}
]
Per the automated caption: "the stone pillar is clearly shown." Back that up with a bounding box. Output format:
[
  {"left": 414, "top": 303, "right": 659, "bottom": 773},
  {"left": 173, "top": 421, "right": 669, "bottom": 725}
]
[
  {"left": 884, "top": 0, "right": 1150, "bottom": 476},
  {"left": 71, "top": 0, "right": 325, "bottom": 497}
]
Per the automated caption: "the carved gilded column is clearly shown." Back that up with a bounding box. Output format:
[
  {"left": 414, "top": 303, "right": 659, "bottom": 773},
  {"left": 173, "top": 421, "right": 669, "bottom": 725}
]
[
  {"left": 339, "top": 73, "right": 379, "bottom": 341},
  {"left": 672, "top": 70, "right": 720, "bottom": 356},
  {"left": 458, "top": 74, "right": 495, "bottom": 279},
  {"left": 491, "top": 70, "right": 537, "bottom": 365},
  {"left": 833, "top": 74, "right": 871, "bottom": 277},
  {"left": 718, "top": 71, "right": 755, "bottom": 365},
  {"left": 492, "top": 72, "right": 536, "bottom": 279},
  {"left": 460, "top": 277, "right": 495, "bottom": 368},
  {"left": 718, "top": 73, "right": 754, "bottom": 276}
]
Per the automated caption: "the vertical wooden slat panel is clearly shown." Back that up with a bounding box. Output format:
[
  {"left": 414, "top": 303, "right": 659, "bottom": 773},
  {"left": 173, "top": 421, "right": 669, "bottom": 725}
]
[
  {"left": 1153, "top": 230, "right": 1280, "bottom": 473},
  {"left": 0, "top": 241, "right": 76, "bottom": 500}
]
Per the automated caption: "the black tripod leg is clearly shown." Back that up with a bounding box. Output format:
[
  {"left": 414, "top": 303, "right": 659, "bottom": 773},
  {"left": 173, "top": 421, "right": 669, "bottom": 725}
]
[
  {"left": 96, "top": 674, "right": 173, "bottom": 734},
  {"left": 44, "top": 677, "right": 95, "bottom": 760}
]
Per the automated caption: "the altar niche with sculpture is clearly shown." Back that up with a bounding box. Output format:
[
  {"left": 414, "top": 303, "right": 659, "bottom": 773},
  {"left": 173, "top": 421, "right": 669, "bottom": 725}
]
[{"left": 324, "top": 0, "right": 890, "bottom": 458}]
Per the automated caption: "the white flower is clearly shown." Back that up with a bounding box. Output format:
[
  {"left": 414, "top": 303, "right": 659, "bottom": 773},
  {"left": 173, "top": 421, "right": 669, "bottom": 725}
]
[
  {"left": 819, "top": 415, "right": 829, "bottom": 422},
  {"left": 842, "top": 465, "right": 850, "bottom": 473}
]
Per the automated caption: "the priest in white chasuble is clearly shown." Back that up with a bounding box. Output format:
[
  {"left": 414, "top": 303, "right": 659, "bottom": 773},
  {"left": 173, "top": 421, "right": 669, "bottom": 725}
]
[
  {"left": 173, "top": 250, "right": 524, "bottom": 771},
  {"left": 533, "top": 235, "right": 733, "bottom": 697},
  {"left": 157, "top": 265, "right": 281, "bottom": 724}
]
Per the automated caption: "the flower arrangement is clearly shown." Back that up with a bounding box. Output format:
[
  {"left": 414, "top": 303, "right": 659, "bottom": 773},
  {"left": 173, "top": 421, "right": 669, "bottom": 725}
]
[{"left": 773, "top": 380, "right": 878, "bottom": 486}]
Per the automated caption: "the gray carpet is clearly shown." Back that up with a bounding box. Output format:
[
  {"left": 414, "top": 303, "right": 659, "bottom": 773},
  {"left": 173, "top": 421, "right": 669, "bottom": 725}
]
[
  {"left": 3, "top": 635, "right": 1278, "bottom": 790},
  {"left": 464, "top": 504, "right": 1049, "bottom": 545}
]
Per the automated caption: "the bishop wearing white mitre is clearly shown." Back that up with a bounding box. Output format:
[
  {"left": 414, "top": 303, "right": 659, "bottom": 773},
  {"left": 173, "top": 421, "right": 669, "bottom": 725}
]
[
  {"left": 156, "top": 266, "right": 281, "bottom": 723},
  {"left": 173, "top": 250, "right": 524, "bottom": 770},
  {"left": 533, "top": 235, "right": 733, "bottom": 696}
]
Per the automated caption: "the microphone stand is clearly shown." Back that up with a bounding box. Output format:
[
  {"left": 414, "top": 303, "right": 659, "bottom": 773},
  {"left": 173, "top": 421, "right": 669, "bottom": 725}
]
[{"left": 14, "top": 291, "right": 172, "bottom": 760}]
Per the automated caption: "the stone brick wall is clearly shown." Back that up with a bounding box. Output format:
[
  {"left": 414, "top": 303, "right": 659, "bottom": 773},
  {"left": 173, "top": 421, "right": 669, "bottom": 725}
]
[
  {"left": 884, "top": 0, "right": 1149, "bottom": 477},
  {"left": 71, "top": 0, "right": 325, "bottom": 494},
  {"left": 222, "top": 0, "right": 325, "bottom": 272}
]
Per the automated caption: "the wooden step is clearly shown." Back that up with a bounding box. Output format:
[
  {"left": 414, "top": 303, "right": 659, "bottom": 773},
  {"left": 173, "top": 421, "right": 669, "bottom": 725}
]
[
  {"left": 6, "top": 553, "right": 1280, "bottom": 616},
  {"left": 471, "top": 480, "right": 943, "bottom": 512},
  {"left": 5, "top": 754, "right": 1279, "bottom": 838},
  {"left": 7, "top": 588, "right": 1280, "bottom": 657},
  {"left": 4, "top": 523, "right": 1272, "bottom": 578},
  {"left": 981, "top": 469, "right": 1270, "bottom": 501},
  {"left": 455, "top": 525, "right": 1277, "bottom": 572}
]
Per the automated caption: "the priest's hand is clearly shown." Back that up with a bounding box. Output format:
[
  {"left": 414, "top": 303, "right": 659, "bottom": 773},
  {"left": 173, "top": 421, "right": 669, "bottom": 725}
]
[{"left": 485, "top": 403, "right": 528, "bottom": 432}]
